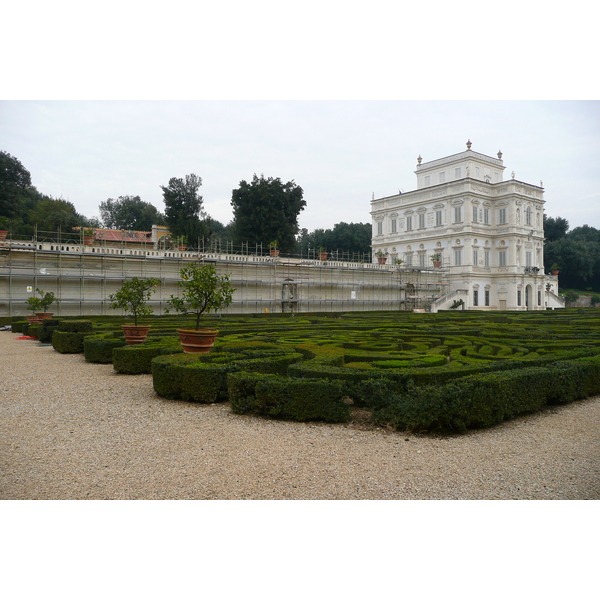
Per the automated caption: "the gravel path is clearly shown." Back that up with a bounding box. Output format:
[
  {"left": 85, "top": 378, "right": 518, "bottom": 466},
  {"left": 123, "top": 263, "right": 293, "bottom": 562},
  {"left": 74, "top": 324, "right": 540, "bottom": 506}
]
[{"left": 1, "top": 330, "right": 599, "bottom": 500}]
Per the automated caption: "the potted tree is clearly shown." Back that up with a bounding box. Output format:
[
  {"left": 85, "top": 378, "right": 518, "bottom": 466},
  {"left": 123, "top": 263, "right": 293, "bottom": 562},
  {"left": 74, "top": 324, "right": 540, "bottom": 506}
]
[
  {"left": 35, "top": 288, "right": 56, "bottom": 319},
  {"left": 431, "top": 253, "right": 442, "bottom": 268},
  {"left": 550, "top": 263, "right": 560, "bottom": 276},
  {"left": 393, "top": 257, "right": 404, "bottom": 267},
  {"left": 109, "top": 277, "right": 160, "bottom": 344},
  {"left": 269, "top": 240, "right": 280, "bottom": 257},
  {"left": 25, "top": 295, "right": 43, "bottom": 324},
  {"left": 375, "top": 249, "right": 388, "bottom": 264},
  {"left": 166, "top": 264, "right": 235, "bottom": 353},
  {"left": 318, "top": 246, "right": 328, "bottom": 261}
]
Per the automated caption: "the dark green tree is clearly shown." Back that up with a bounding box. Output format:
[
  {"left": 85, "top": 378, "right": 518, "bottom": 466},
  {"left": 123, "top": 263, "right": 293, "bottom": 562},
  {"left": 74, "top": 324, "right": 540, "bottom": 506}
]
[
  {"left": 296, "top": 222, "right": 371, "bottom": 259},
  {"left": 231, "top": 174, "right": 306, "bottom": 253},
  {"left": 28, "top": 197, "right": 81, "bottom": 233},
  {"left": 161, "top": 174, "right": 205, "bottom": 244},
  {"left": 543, "top": 214, "right": 569, "bottom": 242},
  {"left": 0, "top": 150, "right": 33, "bottom": 220},
  {"left": 100, "top": 195, "right": 165, "bottom": 230}
]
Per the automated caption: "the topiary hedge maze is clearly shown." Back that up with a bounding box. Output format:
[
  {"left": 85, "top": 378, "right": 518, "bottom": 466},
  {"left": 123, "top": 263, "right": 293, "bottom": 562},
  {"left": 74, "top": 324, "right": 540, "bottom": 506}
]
[{"left": 14, "top": 308, "right": 600, "bottom": 433}]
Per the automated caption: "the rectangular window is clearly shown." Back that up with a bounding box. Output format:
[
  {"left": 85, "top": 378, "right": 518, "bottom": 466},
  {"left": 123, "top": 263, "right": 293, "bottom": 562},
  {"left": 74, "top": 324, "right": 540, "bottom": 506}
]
[
  {"left": 473, "top": 249, "right": 478, "bottom": 266},
  {"left": 485, "top": 290, "right": 490, "bottom": 306},
  {"left": 419, "top": 253, "right": 426, "bottom": 268},
  {"left": 391, "top": 219, "right": 397, "bottom": 233},
  {"left": 454, "top": 207, "right": 462, "bottom": 223},
  {"left": 473, "top": 290, "right": 479, "bottom": 306},
  {"left": 424, "top": 176, "right": 430, "bottom": 186},
  {"left": 418, "top": 213, "right": 425, "bottom": 229},
  {"left": 439, "top": 172, "right": 445, "bottom": 183},
  {"left": 526, "top": 207, "right": 532, "bottom": 226},
  {"left": 484, "top": 250, "right": 490, "bottom": 267},
  {"left": 537, "top": 291, "right": 541, "bottom": 305},
  {"left": 499, "top": 208, "right": 507, "bottom": 224},
  {"left": 499, "top": 250, "right": 507, "bottom": 267},
  {"left": 525, "top": 251, "right": 532, "bottom": 267},
  {"left": 405, "top": 254, "right": 413, "bottom": 267},
  {"left": 455, "top": 167, "right": 461, "bottom": 179},
  {"left": 435, "top": 210, "right": 442, "bottom": 226},
  {"left": 406, "top": 216, "right": 412, "bottom": 231},
  {"left": 484, "top": 208, "right": 489, "bottom": 224},
  {"left": 377, "top": 221, "right": 383, "bottom": 236},
  {"left": 472, "top": 206, "right": 478, "bottom": 222},
  {"left": 475, "top": 166, "right": 480, "bottom": 177},
  {"left": 517, "top": 290, "right": 522, "bottom": 306},
  {"left": 454, "top": 249, "right": 462, "bottom": 266}
]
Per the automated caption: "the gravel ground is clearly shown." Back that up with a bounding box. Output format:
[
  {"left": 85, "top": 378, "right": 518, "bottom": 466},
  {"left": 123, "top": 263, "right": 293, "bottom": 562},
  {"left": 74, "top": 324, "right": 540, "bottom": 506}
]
[{"left": 1, "top": 330, "right": 599, "bottom": 500}]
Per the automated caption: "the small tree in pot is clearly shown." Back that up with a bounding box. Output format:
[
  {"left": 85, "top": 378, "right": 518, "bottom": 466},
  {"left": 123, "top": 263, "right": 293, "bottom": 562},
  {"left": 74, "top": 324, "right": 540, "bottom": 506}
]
[
  {"left": 166, "top": 264, "right": 235, "bottom": 353},
  {"left": 27, "top": 288, "right": 56, "bottom": 320},
  {"left": 109, "top": 277, "right": 160, "bottom": 344}
]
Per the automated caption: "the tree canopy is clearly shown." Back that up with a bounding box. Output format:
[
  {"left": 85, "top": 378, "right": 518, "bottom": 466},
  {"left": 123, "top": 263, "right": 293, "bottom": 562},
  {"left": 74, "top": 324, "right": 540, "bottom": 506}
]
[
  {"left": 544, "top": 216, "right": 600, "bottom": 290},
  {"left": 296, "top": 222, "right": 372, "bottom": 258},
  {"left": 100, "top": 195, "right": 165, "bottom": 230},
  {"left": 161, "top": 174, "right": 205, "bottom": 243},
  {"left": 230, "top": 174, "right": 306, "bottom": 253},
  {"left": 543, "top": 214, "right": 569, "bottom": 242}
]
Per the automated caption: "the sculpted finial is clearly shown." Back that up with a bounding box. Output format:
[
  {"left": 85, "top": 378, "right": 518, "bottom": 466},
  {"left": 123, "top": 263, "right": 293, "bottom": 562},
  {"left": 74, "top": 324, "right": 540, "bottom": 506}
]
[
  {"left": 417, "top": 155, "right": 422, "bottom": 165},
  {"left": 466, "top": 139, "right": 472, "bottom": 150},
  {"left": 498, "top": 150, "right": 503, "bottom": 159}
]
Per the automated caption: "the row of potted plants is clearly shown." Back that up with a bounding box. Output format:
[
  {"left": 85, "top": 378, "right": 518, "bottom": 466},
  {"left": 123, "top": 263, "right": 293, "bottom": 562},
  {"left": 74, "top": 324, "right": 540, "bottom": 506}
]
[
  {"left": 108, "top": 264, "right": 235, "bottom": 352},
  {"left": 374, "top": 251, "right": 443, "bottom": 267}
]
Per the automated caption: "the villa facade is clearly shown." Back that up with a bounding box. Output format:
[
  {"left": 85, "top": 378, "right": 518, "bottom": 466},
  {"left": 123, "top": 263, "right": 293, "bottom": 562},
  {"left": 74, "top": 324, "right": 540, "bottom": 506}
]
[{"left": 370, "top": 141, "right": 564, "bottom": 311}]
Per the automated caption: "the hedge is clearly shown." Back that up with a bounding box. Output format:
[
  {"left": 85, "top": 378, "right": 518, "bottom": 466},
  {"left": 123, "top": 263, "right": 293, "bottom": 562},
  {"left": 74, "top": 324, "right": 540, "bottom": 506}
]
[
  {"left": 228, "top": 372, "right": 350, "bottom": 422},
  {"left": 113, "top": 342, "right": 183, "bottom": 374},
  {"left": 84, "top": 333, "right": 128, "bottom": 363},
  {"left": 370, "top": 355, "right": 600, "bottom": 433}
]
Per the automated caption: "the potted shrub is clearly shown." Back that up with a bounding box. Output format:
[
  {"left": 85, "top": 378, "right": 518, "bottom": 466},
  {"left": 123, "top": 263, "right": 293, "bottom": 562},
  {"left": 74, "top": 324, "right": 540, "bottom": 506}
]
[
  {"left": 109, "top": 277, "right": 160, "bottom": 344},
  {"left": 550, "top": 263, "right": 560, "bottom": 276},
  {"left": 269, "top": 240, "right": 280, "bottom": 257},
  {"left": 318, "top": 246, "right": 328, "bottom": 261},
  {"left": 393, "top": 257, "right": 404, "bottom": 267},
  {"left": 431, "top": 253, "right": 442, "bottom": 268},
  {"left": 26, "top": 288, "right": 56, "bottom": 320},
  {"left": 166, "top": 264, "right": 235, "bottom": 353},
  {"left": 375, "top": 249, "right": 388, "bottom": 264},
  {"left": 25, "top": 294, "right": 43, "bottom": 324}
]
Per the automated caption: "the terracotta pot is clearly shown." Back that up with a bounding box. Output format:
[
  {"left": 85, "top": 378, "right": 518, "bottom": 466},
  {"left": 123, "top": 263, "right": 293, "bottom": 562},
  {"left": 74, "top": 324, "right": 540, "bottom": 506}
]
[
  {"left": 270, "top": 249, "right": 280, "bottom": 257},
  {"left": 377, "top": 256, "right": 387, "bottom": 264},
  {"left": 178, "top": 244, "right": 187, "bottom": 251},
  {"left": 121, "top": 324, "right": 151, "bottom": 345},
  {"left": 26, "top": 315, "right": 43, "bottom": 325},
  {"left": 319, "top": 252, "right": 328, "bottom": 261},
  {"left": 83, "top": 236, "right": 95, "bottom": 246},
  {"left": 0, "top": 230, "right": 8, "bottom": 240},
  {"left": 35, "top": 312, "right": 54, "bottom": 320},
  {"left": 551, "top": 270, "right": 559, "bottom": 276},
  {"left": 177, "top": 328, "right": 219, "bottom": 353},
  {"left": 433, "top": 261, "right": 441, "bottom": 268}
]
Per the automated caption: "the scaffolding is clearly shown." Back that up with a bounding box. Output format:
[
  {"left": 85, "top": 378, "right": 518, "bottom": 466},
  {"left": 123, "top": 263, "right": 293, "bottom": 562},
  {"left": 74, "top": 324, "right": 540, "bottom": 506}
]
[{"left": 0, "top": 233, "right": 449, "bottom": 317}]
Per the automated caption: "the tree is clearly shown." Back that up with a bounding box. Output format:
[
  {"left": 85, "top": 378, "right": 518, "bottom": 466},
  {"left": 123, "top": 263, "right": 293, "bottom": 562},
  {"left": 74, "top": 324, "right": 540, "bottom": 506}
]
[
  {"left": 166, "top": 264, "right": 235, "bottom": 330},
  {"left": 161, "top": 174, "right": 205, "bottom": 243},
  {"left": 28, "top": 197, "right": 81, "bottom": 233},
  {"left": 231, "top": 174, "right": 306, "bottom": 253},
  {"left": 543, "top": 214, "right": 569, "bottom": 242},
  {"left": 109, "top": 277, "right": 160, "bottom": 326},
  {"left": 296, "top": 222, "right": 371, "bottom": 258},
  {"left": 99, "top": 195, "right": 165, "bottom": 230},
  {"left": 0, "top": 150, "right": 34, "bottom": 220}
]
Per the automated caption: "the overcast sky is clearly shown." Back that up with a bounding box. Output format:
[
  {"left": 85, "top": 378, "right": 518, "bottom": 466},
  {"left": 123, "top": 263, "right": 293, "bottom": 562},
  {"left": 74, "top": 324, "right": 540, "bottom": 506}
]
[{"left": 2, "top": 100, "right": 599, "bottom": 232}]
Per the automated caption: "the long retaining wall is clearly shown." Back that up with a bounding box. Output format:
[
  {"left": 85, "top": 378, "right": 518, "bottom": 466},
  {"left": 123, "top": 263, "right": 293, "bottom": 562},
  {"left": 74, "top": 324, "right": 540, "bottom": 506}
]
[{"left": 0, "top": 241, "right": 447, "bottom": 317}]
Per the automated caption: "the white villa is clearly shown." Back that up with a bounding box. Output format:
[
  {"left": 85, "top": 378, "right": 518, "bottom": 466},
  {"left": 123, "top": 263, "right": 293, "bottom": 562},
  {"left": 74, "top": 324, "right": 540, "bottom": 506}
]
[{"left": 370, "top": 141, "right": 564, "bottom": 311}]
